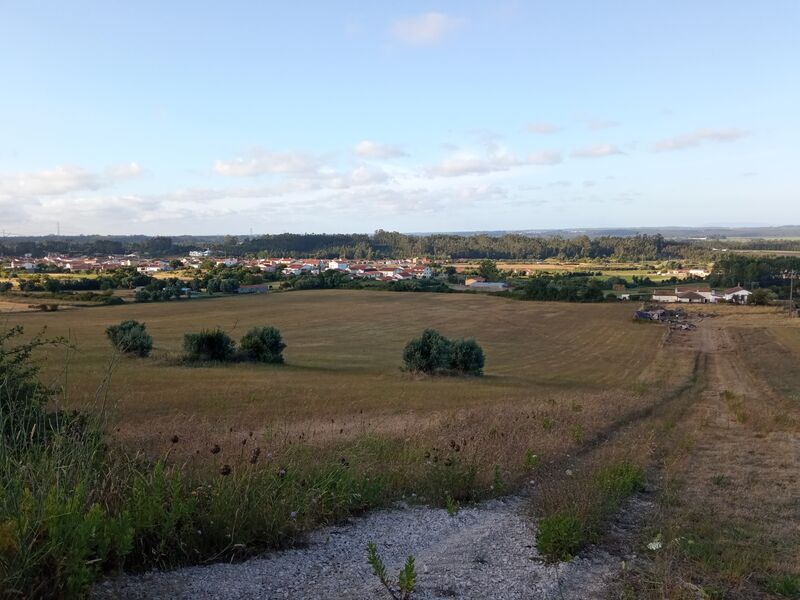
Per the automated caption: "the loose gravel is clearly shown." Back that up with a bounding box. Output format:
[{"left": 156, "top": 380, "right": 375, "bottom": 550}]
[{"left": 94, "top": 496, "right": 623, "bottom": 600}]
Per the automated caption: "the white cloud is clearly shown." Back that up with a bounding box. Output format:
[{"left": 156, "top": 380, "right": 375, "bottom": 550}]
[
  {"left": 107, "top": 161, "right": 144, "bottom": 179},
  {"left": 527, "top": 122, "right": 562, "bottom": 134},
  {"left": 428, "top": 155, "right": 516, "bottom": 177},
  {"left": 588, "top": 118, "right": 619, "bottom": 131},
  {"left": 0, "top": 162, "right": 143, "bottom": 199},
  {"left": 392, "top": 12, "right": 464, "bottom": 46},
  {"left": 653, "top": 128, "right": 750, "bottom": 152},
  {"left": 528, "top": 151, "right": 563, "bottom": 165},
  {"left": 572, "top": 144, "right": 624, "bottom": 159},
  {"left": 353, "top": 140, "right": 408, "bottom": 159},
  {"left": 429, "top": 146, "right": 562, "bottom": 177},
  {"left": 214, "top": 149, "right": 323, "bottom": 177}
]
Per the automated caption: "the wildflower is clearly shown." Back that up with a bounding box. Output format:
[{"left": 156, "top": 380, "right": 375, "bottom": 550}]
[
  {"left": 290, "top": 511, "right": 298, "bottom": 520},
  {"left": 219, "top": 464, "right": 232, "bottom": 476},
  {"left": 249, "top": 447, "right": 261, "bottom": 464},
  {"left": 565, "top": 469, "right": 573, "bottom": 476},
  {"left": 170, "top": 435, "right": 180, "bottom": 444},
  {"left": 211, "top": 444, "right": 221, "bottom": 454},
  {"left": 278, "top": 468, "right": 287, "bottom": 479},
  {"left": 646, "top": 539, "right": 662, "bottom": 551}
]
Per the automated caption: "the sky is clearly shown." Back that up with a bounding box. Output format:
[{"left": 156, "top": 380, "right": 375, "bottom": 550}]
[{"left": 1, "top": 1, "right": 798, "bottom": 236}]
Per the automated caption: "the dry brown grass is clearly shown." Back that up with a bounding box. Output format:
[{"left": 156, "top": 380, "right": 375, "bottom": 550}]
[
  {"left": 616, "top": 306, "right": 800, "bottom": 599},
  {"left": 7, "top": 290, "right": 687, "bottom": 486}
]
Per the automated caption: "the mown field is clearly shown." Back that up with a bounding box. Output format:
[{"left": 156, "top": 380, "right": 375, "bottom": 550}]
[
  {"left": 6, "top": 289, "right": 799, "bottom": 598},
  {"left": 11, "top": 290, "right": 671, "bottom": 451}
]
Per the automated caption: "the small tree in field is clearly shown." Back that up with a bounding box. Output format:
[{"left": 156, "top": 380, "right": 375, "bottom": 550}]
[
  {"left": 402, "top": 329, "right": 453, "bottom": 374},
  {"left": 450, "top": 338, "right": 485, "bottom": 375},
  {"left": 183, "top": 329, "right": 235, "bottom": 361},
  {"left": 105, "top": 320, "right": 153, "bottom": 357},
  {"left": 403, "top": 329, "right": 485, "bottom": 376},
  {"left": 240, "top": 326, "right": 286, "bottom": 363}
]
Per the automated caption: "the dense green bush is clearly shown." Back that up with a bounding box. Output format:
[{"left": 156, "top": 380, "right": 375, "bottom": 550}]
[
  {"left": 450, "top": 339, "right": 485, "bottom": 375},
  {"left": 239, "top": 326, "right": 286, "bottom": 364},
  {"left": 106, "top": 320, "right": 153, "bottom": 357},
  {"left": 402, "top": 329, "right": 484, "bottom": 376},
  {"left": 402, "top": 329, "right": 452, "bottom": 374},
  {"left": 183, "top": 329, "right": 236, "bottom": 361}
]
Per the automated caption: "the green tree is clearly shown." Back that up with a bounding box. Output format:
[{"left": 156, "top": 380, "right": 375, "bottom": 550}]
[
  {"left": 183, "top": 329, "right": 235, "bottom": 361},
  {"left": 450, "top": 339, "right": 485, "bottom": 375},
  {"left": 239, "top": 326, "right": 286, "bottom": 363},
  {"left": 402, "top": 329, "right": 452, "bottom": 374},
  {"left": 105, "top": 320, "right": 153, "bottom": 357},
  {"left": 748, "top": 288, "right": 775, "bottom": 305},
  {"left": 477, "top": 259, "right": 500, "bottom": 281}
]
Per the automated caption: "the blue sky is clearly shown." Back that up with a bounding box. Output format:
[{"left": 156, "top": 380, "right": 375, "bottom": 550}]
[{"left": 1, "top": 1, "right": 798, "bottom": 235}]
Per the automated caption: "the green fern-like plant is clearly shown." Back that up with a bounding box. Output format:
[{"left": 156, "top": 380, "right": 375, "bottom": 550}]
[
  {"left": 398, "top": 555, "right": 417, "bottom": 599},
  {"left": 367, "top": 542, "right": 417, "bottom": 600},
  {"left": 445, "top": 493, "right": 460, "bottom": 517},
  {"left": 367, "top": 542, "right": 389, "bottom": 587}
]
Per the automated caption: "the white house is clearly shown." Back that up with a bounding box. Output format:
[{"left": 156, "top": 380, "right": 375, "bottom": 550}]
[
  {"left": 327, "top": 260, "right": 349, "bottom": 271},
  {"left": 651, "top": 286, "right": 751, "bottom": 304},
  {"left": 10, "top": 259, "right": 36, "bottom": 271},
  {"left": 721, "top": 286, "right": 752, "bottom": 303}
]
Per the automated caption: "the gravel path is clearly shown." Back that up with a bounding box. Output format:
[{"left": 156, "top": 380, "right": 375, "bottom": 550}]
[{"left": 94, "top": 496, "right": 620, "bottom": 600}]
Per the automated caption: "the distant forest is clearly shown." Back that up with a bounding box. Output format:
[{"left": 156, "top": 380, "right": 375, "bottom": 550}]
[
  {"left": 3, "top": 230, "right": 800, "bottom": 261},
  {"left": 0, "top": 231, "right": 715, "bottom": 261}
]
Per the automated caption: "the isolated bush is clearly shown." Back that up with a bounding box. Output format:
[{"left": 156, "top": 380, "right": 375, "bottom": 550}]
[
  {"left": 450, "top": 338, "right": 485, "bottom": 375},
  {"left": 183, "top": 328, "right": 235, "bottom": 361},
  {"left": 748, "top": 288, "right": 775, "bottom": 305},
  {"left": 240, "top": 326, "right": 286, "bottom": 363},
  {"left": 106, "top": 320, "right": 153, "bottom": 357},
  {"left": 402, "top": 329, "right": 452, "bottom": 374},
  {"left": 403, "top": 329, "right": 485, "bottom": 376},
  {"left": 0, "top": 281, "right": 12, "bottom": 293}
]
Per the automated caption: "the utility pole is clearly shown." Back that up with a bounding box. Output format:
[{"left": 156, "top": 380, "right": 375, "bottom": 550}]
[{"left": 790, "top": 270, "right": 795, "bottom": 317}]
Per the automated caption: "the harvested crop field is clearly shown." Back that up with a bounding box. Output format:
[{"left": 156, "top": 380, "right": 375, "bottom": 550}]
[
  {"left": 10, "top": 292, "right": 798, "bottom": 599},
  {"left": 11, "top": 290, "right": 672, "bottom": 453}
]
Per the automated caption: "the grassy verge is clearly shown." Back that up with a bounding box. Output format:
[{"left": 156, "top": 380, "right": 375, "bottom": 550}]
[{"left": 535, "top": 462, "right": 644, "bottom": 561}]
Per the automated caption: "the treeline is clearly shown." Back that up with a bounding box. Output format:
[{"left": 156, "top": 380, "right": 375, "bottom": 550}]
[
  {"left": 3, "top": 232, "right": 701, "bottom": 261},
  {"left": 233, "top": 231, "right": 691, "bottom": 261},
  {"left": 708, "top": 255, "right": 800, "bottom": 288}
]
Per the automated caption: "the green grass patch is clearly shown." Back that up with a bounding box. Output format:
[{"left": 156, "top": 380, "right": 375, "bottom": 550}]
[{"left": 536, "top": 462, "right": 644, "bottom": 561}]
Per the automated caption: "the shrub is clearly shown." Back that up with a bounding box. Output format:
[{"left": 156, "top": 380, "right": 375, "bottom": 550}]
[
  {"left": 239, "top": 326, "right": 286, "bottom": 364},
  {"left": 536, "top": 511, "right": 584, "bottom": 561},
  {"left": 106, "top": 320, "right": 153, "bottom": 357},
  {"left": 183, "top": 329, "right": 235, "bottom": 361},
  {"left": 403, "top": 329, "right": 485, "bottom": 376},
  {"left": 0, "top": 282, "right": 12, "bottom": 293},
  {"left": 748, "top": 288, "right": 775, "bottom": 305},
  {"left": 450, "top": 338, "right": 485, "bottom": 375},
  {"left": 402, "top": 329, "right": 452, "bottom": 374}
]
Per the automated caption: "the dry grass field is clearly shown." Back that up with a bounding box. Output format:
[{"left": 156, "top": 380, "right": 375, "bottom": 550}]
[
  {"left": 6, "top": 291, "right": 798, "bottom": 598},
  {"left": 9, "top": 291, "right": 675, "bottom": 457}
]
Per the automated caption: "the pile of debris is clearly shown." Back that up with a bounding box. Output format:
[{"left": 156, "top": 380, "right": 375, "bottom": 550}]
[{"left": 634, "top": 305, "right": 696, "bottom": 329}]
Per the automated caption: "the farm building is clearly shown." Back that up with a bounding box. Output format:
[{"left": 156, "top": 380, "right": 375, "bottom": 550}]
[
  {"left": 650, "top": 286, "right": 752, "bottom": 304},
  {"left": 467, "top": 281, "right": 509, "bottom": 292}
]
